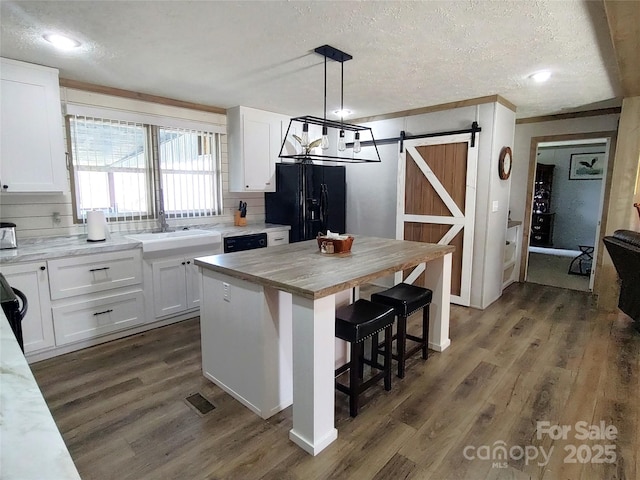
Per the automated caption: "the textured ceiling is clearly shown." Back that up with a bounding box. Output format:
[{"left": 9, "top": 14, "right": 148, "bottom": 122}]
[{"left": 0, "top": 0, "right": 621, "bottom": 119}]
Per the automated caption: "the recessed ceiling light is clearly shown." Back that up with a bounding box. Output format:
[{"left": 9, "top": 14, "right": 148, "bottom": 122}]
[
  {"left": 43, "top": 33, "right": 81, "bottom": 50},
  {"left": 529, "top": 71, "right": 552, "bottom": 83},
  {"left": 333, "top": 109, "right": 352, "bottom": 118}
]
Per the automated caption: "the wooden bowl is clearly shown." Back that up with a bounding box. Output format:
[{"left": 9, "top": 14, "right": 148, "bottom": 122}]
[{"left": 316, "top": 235, "right": 354, "bottom": 254}]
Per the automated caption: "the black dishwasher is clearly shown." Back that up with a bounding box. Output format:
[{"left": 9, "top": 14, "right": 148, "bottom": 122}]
[{"left": 223, "top": 233, "right": 268, "bottom": 253}]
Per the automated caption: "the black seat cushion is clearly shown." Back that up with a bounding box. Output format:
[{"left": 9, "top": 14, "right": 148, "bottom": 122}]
[
  {"left": 371, "top": 283, "right": 433, "bottom": 317},
  {"left": 335, "top": 299, "right": 395, "bottom": 343}
]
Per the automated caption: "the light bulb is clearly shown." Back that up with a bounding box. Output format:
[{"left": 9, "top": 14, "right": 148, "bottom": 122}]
[
  {"left": 301, "top": 123, "right": 309, "bottom": 147},
  {"left": 353, "top": 132, "right": 361, "bottom": 153},
  {"left": 338, "top": 130, "right": 346, "bottom": 152},
  {"left": 321, "top": 126, "right": 330, "bottom": 150},
  {"left": 529, "top": 70, "right": 551, "bottom": 83},
  {"left": 43, "top": 33, "right": 81, "bottom": 50}
]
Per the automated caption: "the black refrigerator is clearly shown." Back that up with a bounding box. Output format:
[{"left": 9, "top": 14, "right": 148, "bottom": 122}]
[{"left": 265, "top": 163, "right": 346, "bottom": 243}]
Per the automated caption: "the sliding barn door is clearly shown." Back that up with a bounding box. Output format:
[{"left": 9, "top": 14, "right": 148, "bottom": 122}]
[{"left": 397, "top": 133, "right": 478, "bottom": 306}]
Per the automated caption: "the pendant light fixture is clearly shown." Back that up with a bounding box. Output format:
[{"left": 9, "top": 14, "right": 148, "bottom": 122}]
[{"left": 279, "top": 45, "right": 381, "bottom": 164}]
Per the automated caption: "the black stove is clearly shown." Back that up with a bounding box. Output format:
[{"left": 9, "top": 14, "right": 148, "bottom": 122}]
[{"left": 1, "top": 273, "right": 27, "bottom": 352}]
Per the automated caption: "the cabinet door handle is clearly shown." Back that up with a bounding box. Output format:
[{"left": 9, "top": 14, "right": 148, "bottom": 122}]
[
  {"left": 89, "top": 267, "right": 110, "bottom": 272},
  {"left": 2, "top": 185, "right": 8, "bottom": 190},
  {"left": 182, "top": 261, "right": 186, "bottom": 265},
  {"left": 93, "top": 309, "right": 113, "bottom": 316},
  {"left": 273, "top": 237, "right": 284, "bottom": 241},
  {"left": 187, "top": 260, "right": 191, "bottom": 264},
  {"left": 40, "top": 266, "right": 46, "bottom": 271}
]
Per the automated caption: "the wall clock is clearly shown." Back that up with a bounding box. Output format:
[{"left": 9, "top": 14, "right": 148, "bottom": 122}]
[{"left": 498, "top": 146, "right": 512, "bottom": 180}]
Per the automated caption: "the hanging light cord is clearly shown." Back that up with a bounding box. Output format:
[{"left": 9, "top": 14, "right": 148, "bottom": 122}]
[
  {"left": 340, "top": 61, "right": 344, "bottom": 128},
  {"left": 323, "top": 55, "right": 327, "bottom": 122}
]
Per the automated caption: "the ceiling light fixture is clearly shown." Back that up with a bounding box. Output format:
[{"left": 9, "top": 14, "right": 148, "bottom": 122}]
[
  {"left": 279, "top": 44, "right": 380, "bottom": 164},
  {"left": 43, "top": 33, "right": 81, "bottom": 50},
  {"left": 529, "top": 70, "right": 552, "bottom": 83},
  {"left": 333, "top": 109, "right": 352, "bottom": 117}
]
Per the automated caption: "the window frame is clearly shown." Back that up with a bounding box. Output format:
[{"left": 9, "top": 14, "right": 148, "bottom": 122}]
[{"left": 66, "top": 114, "right": 223, "bottom": 224}]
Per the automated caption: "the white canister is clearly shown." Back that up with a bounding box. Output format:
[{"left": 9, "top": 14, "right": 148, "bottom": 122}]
[{"left": 86, "top": 211, "right": 107, "bottom": 242}]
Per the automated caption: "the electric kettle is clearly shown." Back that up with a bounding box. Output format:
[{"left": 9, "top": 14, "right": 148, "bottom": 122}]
[{"left": 0, "top": 222, "right": 18, "bottom": 249}]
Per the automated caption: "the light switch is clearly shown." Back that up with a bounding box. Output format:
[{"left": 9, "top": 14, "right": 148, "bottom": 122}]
[
  {"left": 223, "top": 282, "right": 230, "bottom": 302},
  {"left": 492, "top": 200, "right": 499, "bottom": 212}
]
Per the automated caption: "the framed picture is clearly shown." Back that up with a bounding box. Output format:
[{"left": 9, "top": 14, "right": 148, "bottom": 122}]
[{"left": 569, "top": 152, "right": 605, "bottom": 180}]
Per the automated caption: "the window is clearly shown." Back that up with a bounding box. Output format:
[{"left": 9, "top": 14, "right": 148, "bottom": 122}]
[
  {"left": 157, "top": 127, "right": 221, "bottom": 218},
  {"left": 69, "top": 117, "right": 151, "bottom": 221},
  {"left": 67, "top": 115, "right": 222, "bottom": 223}
]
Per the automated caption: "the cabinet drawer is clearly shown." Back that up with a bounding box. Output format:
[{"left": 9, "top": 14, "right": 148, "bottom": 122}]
[
  {"left": 48, "top": 250, "right": 142, "bottom": 300},
  {"left": 267, "top": 231, "right": 289, "bottom": 247},
  {"left": 532, "top": 214, "right": 554, "bottom": 226},
  {"left": 531, "top": 223, "right": 550, "bottom": 234},
  {"left": 52, "top": 290, "right": 145, "bottom": 345},
  {"left": 530, "top": 232, "right": 551, "bottom": 246}
]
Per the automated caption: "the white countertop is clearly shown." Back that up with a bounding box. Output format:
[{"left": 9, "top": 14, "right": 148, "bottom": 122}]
[
  {"left": 0, "top": 223, "right": 290, "bottom": 264},
  {"left": 0, "top": 311, "right": 81, "bottom": 479}
]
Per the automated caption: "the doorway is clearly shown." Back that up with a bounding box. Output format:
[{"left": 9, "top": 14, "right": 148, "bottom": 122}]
[{"left": 522, "top": 133, "right": 615, "bottom": 291}]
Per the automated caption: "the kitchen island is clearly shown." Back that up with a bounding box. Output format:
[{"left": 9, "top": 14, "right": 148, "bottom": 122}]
[{"left": 195, "top": 236, "right": 454, "bottom": 455}]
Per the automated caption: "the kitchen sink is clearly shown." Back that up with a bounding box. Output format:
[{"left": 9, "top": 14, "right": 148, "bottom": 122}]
[{"left": 126, "top": 229, "right": 222, "bottom": 253}]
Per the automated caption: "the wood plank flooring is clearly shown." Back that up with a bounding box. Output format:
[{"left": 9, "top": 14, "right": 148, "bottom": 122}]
[{"left": 31, "top": 282, "right": 640, "bottom": 480}]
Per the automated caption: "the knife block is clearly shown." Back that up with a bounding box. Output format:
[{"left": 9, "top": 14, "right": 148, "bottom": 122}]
[{"left": 234, "top": 211, "right": 247, "bottom": 226}]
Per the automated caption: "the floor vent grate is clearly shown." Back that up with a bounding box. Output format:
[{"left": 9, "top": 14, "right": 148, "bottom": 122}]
[{"left": 185, "top": 393, "right": 216, "bottom": 415}]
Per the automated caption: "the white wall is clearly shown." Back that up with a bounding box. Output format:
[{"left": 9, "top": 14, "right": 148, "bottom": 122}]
[
  {"left": 0, "top": 89, "right": 266, "bottom": 239},
  {"left": 346, "top": 102, "right": 515, "bottom": 309},
  {"left": 479, "top": 103, "right": 516, "bottom": 308},
  {"left": 510, "top": 114, "right": 620, "bottom": 223}
]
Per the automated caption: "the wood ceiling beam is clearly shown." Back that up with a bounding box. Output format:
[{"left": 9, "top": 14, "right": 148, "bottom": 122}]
[
  {"left": 59, "top": 78, "right": 227, "bottom": 115},
  {"left": 604, "top": 0, "right": 640, "bottom": 97}
]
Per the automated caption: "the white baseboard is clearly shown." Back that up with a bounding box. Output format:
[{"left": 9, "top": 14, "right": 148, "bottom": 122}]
[{"left": 529, "top": 246, "right": 581, "bottom": 258}]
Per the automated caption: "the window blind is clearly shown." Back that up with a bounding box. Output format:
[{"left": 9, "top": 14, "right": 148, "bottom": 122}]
[
  {"left": 157, "top": 127, "right": 223, "bottom": 218},
  {"left": 68, "top": 116, "right": 151, "bottom": 223},
  {"left": 68, "top": 115, "right": 223, "bottom": 224}
]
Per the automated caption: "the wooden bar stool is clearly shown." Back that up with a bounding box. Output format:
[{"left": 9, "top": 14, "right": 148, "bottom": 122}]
[
  {"left": 334, "top": 299, "right": 395, "bottom": 417},
  {"left": 371, "top": 283, "right": 432, "bottom": 378}
]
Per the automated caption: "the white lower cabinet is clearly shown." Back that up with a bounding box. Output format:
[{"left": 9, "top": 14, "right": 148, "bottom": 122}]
[
  {"left": 48, "top": 250, "right": 142, "bottom": 300},
  {"left": 151, "top": 255, "right": 203, "bottom": 318},
  {"left": 267, "top": 230, "right": 289, "bottom": 247},
  {"left": 52, "top": 290, "right": 144, "bottom": 345},
  {"left": 46, "top": 249, "right": 144, "bottom": 351},
  {"left": 1, "top": 262, "right": 55, "bottom": 353}
]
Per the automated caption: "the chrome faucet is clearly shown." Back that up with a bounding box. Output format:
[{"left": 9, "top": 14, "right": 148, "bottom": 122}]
[
  {"left": 156, "top": 187, "right": 174, "bottom": 232},
  {"left": 158, "top": 210, "right": 172, "bottom": 232}
]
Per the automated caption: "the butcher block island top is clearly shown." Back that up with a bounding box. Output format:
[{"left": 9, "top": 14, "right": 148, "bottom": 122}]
[{"left": 194, "top": 235, "right": 455, "bottom": 299}]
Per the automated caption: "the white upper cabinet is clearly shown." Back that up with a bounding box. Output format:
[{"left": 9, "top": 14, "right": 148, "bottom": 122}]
[
  {"left": 0, "top": 58, "right": 67, "bottom": 193},
  {"left": 227, "top": 106, "right": 290, "bottom": 192}
]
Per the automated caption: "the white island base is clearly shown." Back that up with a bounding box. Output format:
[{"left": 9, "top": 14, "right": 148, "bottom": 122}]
[
  {"left": 200, "top": 270, "right": 294, "bottom": 419},
  {"left": 200, "top": 270, "right": 353, "bottom": 423}
]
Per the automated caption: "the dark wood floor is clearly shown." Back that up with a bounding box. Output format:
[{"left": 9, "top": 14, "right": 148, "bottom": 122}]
[{"left": 32, "top": 282, "right": 639, "bottom": 480}]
